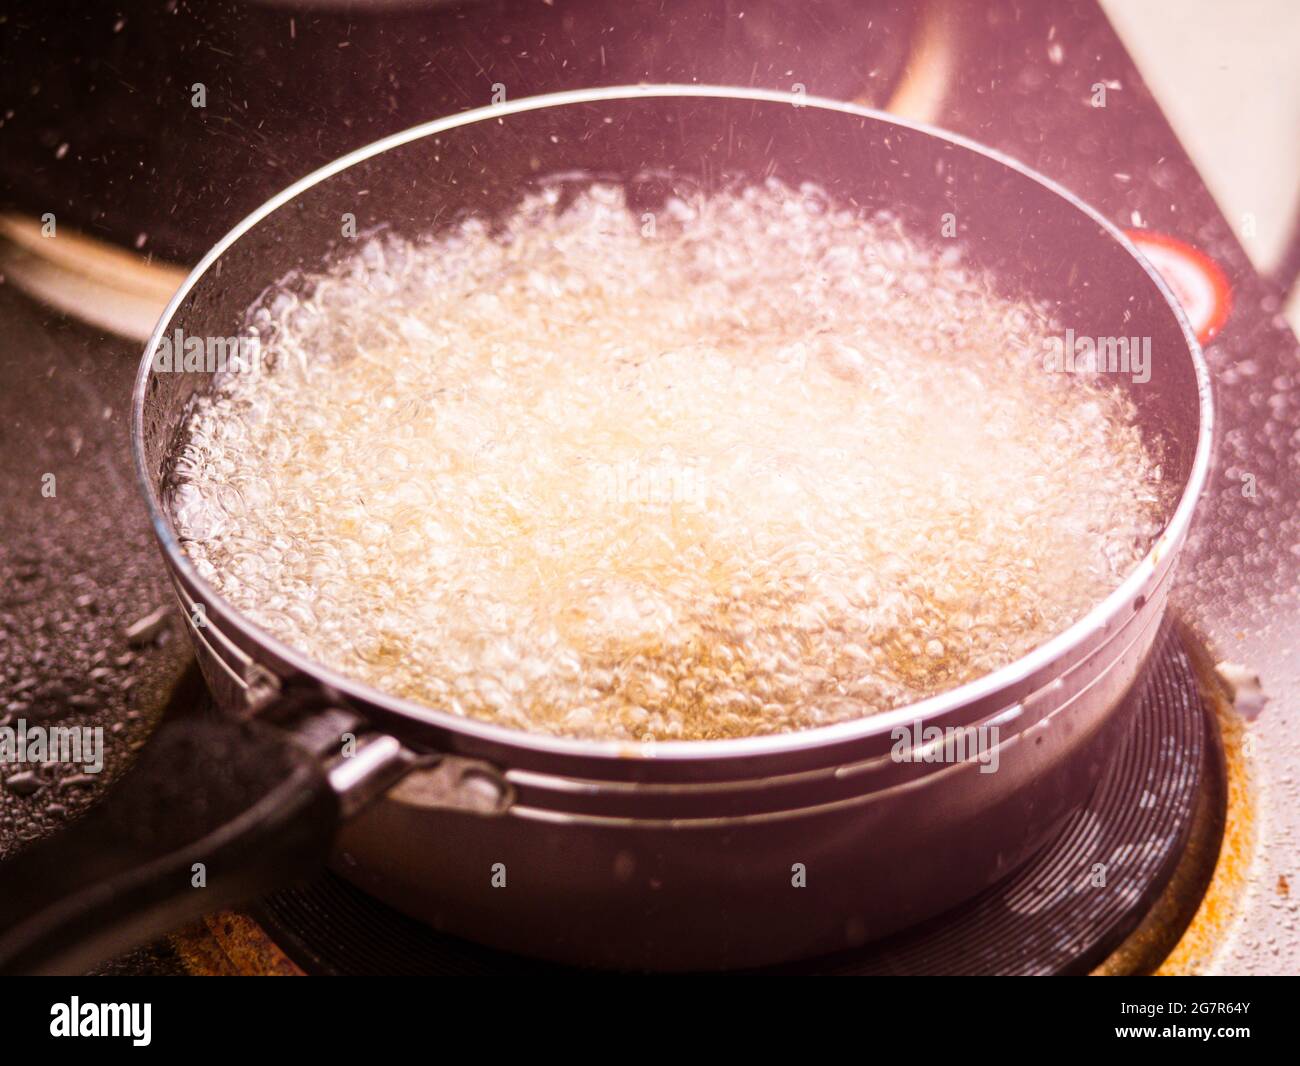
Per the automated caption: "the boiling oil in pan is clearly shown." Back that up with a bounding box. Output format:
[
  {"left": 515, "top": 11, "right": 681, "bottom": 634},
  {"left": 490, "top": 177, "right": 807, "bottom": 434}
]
[{"left": 169, "top": 181, "right": 1168, "bottom": 741}]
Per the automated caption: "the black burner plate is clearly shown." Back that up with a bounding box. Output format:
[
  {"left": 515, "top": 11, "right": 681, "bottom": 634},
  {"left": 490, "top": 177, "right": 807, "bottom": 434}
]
[{"left": 253, "top": 625, "right": 1212, "bottom": 975}]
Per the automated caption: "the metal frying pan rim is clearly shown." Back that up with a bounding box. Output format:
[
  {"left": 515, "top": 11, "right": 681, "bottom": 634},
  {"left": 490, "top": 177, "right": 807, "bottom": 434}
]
[{"left": 130, "top": 83, "right": 1215, "bottom": 764}]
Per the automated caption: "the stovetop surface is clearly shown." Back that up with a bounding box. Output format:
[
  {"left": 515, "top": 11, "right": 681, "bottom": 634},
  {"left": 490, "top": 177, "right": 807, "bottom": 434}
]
[{"left": 0, "top": 0, "right": 1295, "bottom": 973}]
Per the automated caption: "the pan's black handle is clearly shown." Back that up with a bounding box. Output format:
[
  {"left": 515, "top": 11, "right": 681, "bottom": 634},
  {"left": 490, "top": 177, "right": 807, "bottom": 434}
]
[{"left": 0, "top": 706, "right": 401, "bottom": 975}]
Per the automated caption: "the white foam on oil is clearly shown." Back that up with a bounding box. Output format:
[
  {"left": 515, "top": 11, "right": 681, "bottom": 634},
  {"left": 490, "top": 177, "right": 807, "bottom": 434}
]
[{"left": 170, "top": 181, "right": 1167, "bottom": 740}]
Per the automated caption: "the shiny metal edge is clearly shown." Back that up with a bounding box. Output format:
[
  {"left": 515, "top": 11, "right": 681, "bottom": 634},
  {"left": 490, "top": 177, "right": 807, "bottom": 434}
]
[{"left": 130, "top": 83, "right": 1215, "bottom": 767}]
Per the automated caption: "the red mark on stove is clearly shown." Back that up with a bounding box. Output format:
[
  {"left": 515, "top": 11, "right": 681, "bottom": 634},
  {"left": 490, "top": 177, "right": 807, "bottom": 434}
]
[{"left": 1125, "top": 230, "right": 1232, "bottom": 345}]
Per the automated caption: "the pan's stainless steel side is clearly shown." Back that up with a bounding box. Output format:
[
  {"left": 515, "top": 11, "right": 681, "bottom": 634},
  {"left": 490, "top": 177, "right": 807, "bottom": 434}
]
[{"left": 133, "top": 86, "right": 1212, "bottom": 970}]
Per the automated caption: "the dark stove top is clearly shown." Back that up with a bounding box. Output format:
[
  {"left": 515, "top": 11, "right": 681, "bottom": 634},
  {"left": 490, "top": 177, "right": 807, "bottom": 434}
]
[{"left": 0, "top": 0, "right": 1295, "bottom": 974}]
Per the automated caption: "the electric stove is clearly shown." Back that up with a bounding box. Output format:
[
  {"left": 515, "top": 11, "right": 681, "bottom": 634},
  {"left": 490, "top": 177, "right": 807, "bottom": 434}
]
[{"left": 0, "top": 0, "right": 1295, "bottom": 975}]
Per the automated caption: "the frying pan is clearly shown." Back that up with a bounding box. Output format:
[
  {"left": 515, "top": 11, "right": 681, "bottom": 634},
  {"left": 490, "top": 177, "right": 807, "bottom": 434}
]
[{"left": 0, "top": 85, "right": 1213, "bottom": 974}]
